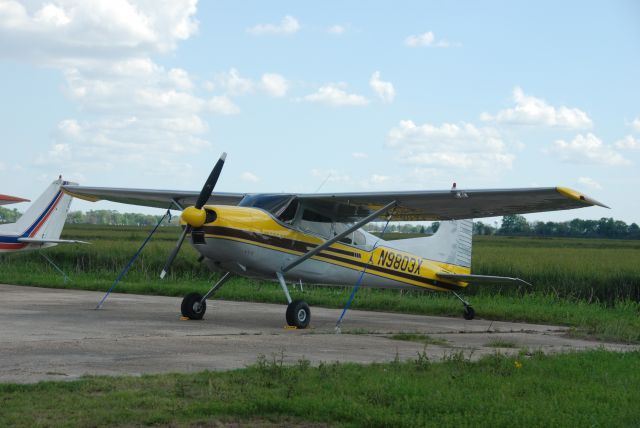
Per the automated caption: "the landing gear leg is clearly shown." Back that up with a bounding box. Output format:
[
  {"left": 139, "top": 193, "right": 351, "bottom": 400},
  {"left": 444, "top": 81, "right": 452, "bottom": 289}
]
[
  {"left": 277, "top": 272, "right": 310, "bottom": 329},
  {"left": 452, "top": 290, "right": 475, "bottom": 320},
  {"left": 181, "top": 272, "right": 232, "bottom": 320}
]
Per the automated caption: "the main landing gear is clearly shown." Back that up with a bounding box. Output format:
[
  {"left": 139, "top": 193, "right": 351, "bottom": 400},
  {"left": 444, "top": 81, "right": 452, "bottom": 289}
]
[
  {"left": 180, "top": 272, "right": 232, "bottom": 320},
  {"left": 452, "top": 290, "right": 475, "bottom": 320},
  {"left": 278, "top": 272, "right": 311, "bottom": 329},
  {"left": 180, "top": 271, "right": 311, "bottom": 328}
]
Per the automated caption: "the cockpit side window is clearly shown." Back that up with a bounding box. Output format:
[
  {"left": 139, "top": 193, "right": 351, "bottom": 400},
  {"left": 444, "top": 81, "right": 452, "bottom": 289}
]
[
  {"left": 238, "top": 194, "right": 301, "bottom": 225},
  {"left": 297, "top": 208, "right": 334, "bottom": 238},
  {"left": 277, "top": 199, "right": 299, "bottom": 223},
  {"left": 302, "top": 209, "right": 332, "bottom": 223}
]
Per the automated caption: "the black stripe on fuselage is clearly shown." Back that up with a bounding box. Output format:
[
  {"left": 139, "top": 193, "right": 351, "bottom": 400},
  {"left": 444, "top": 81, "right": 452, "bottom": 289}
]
[{"left": 199, "top": 225, "right": 463, "bottom": 291}]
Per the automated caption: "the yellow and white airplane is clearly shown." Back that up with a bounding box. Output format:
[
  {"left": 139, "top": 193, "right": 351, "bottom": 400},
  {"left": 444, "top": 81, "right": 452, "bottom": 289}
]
[{"left": 62, "top": 154, "right": 608, "bottom": 328}]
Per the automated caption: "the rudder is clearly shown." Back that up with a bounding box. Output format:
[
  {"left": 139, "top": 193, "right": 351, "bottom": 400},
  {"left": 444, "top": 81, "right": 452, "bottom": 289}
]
[{"left": 387, "top": 219, "right": 473, "bottom": 268}]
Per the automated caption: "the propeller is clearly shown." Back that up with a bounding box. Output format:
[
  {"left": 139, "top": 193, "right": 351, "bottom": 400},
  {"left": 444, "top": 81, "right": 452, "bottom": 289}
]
[{"left": 160, "top": 152, "right": 227, "bottom": 279}]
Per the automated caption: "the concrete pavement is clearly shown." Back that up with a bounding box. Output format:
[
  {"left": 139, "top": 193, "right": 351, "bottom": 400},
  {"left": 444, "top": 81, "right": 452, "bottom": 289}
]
[{"left": 0, "top": 284, "right": 635, "bottom": 383}]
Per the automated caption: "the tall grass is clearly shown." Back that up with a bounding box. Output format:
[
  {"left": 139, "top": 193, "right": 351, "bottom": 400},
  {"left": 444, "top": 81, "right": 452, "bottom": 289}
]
[
  {"left": 471, "top": 236, "right": 640, "bottom": 303},
  {"left": 3, "top": 225, "right": 638, "bottom": 303}
]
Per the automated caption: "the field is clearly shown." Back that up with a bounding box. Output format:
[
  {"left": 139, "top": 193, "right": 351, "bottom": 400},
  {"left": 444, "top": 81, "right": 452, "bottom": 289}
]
[{"left": 1, "top": 224, "right": 639, "bottom": 342}]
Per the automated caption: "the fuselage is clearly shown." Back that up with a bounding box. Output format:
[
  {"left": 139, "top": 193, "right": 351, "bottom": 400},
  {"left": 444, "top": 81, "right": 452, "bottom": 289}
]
[{"left": 186, "top": 205, "right": 469, "bottom": 292}]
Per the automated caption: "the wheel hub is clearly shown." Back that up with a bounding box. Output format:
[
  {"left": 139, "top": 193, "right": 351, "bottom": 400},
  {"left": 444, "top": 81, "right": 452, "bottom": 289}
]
[{"left": 297, "top": 308, "right": 307, "bottom": 322}]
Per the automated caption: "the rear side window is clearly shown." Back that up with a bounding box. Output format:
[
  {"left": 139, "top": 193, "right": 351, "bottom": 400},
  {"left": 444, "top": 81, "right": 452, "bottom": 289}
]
[{"left": 302, "top": 209, "right": 332, "bottom": 223}]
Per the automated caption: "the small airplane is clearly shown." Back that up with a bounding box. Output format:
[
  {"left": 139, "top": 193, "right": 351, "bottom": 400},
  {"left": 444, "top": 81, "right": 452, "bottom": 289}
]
[
  {"left": 62, "top": 153, "right": 608, "bottom": 328},
  {"left": 0, "top": 177, "right": 86, "bottom": 253}
]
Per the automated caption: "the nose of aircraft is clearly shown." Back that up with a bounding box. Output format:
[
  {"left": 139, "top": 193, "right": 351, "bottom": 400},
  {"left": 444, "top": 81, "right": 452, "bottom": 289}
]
[
  {"left": 160, "top": 152, "right": 226, "bottom": 278},
  {"left": 181, "top": 206, "right": 206, "bottom": 228}
]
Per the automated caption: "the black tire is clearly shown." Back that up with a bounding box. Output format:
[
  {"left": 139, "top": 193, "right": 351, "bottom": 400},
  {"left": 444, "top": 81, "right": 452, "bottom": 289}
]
[
  {"left": 463, "top": 305, "right": 475, "bottom": 320},
  {"left": 181, "top": 292, "right": 206, "bottom": 320},
  {"left": 285, "top": 300, "right": 310, "bottom": 329}
]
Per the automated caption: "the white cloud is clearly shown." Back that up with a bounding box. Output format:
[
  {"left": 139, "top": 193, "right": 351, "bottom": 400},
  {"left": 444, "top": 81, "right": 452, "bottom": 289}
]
[
  {"left": 550, "top": 133, "right": 629, "bottom": 166},
  {"left": 1, "top": 1, "right": 213, "bottom": 176},
  {"left": 261, "top": 73, "right": 288, "bottom": 97},
  {"left": 482, "top": 87, "right": 592, "bottom": 129},
  {"left": 352, "top": 152, "right": 368, "bottom": 159},
  {"left": 405, "top": 31, "right": 458, "bottom": 48},
  {"left": 615, "top": 135, "right": 640, "bottom": 150},
  {"left": 369, "top": 71, "right": 395, "bottom": 103},
  {"left": 303, "top": 83, "right": 369, "bottom": 107},
  {"left": 214, "top": 68, "right": 254, "bottom": 96},
  {"left": 327, "top": 24, "right": 345, "bottom": 35},
  {"left": 247, "top": 15, "right": 300, "bottom": 35},
  {"left": 37, "top": 116, "right": 211, "bottom": 174},
  {"left": 0, "top": 0, "right": 198, "bottom": 63},
  {"left": 208, "top": 96, "right": 240, "bottom": 115},
  {"left": 240, "top": 172, "right": 260, "bottom": 182},
  {"left": 203, "top": 80, "right": 215, "bottom": 91},
  {"left": 631, "top": 117, "right": 640, "bottom": 133},
  {"left": 577, "top": 177, "right": 603, "bottom": 190},
  {"left": 34, "top": 4, "right": 71, "bottom": 27},
  {"left": 387, "top": 120, "right": 515, "bottom": 175},
  {"left": 168, "top": 68, "right": 193, "bottom": 91},
  {"left": 370, "top": 174, "right": 390, "bottom": 184}
]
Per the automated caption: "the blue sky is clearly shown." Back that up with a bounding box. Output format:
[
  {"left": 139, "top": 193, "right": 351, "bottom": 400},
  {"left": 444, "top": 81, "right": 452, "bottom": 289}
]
[{"left": 1, "top": 0, "right": 639, "bottom": 223}]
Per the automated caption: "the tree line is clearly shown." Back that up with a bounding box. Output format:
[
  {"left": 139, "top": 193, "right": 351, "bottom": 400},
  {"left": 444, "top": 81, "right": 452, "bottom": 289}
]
[
  {"left": 490, "top": 215, "right": 640, "bottom": 239},
  {"left": 368, "top": 215, "right": 640, "bottom": 239},
  {"left": 0, "top": 207, "right": 177, "bottom": 227},
  {"left": 1, "top": 206, "right": 638, "bottom": 239}
]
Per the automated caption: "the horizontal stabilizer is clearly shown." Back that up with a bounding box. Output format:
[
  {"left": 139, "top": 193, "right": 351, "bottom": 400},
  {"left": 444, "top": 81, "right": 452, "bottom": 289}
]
[
  {"left": 0, "top": 194, "right": 30, "bottom": 205},
  {"left": 18, "top": 238, "right": 90, "bottom": 245},
  {"left": 437, "top": 273, "right": 531, "bottom": 286}
]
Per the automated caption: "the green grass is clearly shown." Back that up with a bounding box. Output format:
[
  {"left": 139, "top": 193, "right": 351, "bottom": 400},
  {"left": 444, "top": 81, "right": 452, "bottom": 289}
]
[
  {"left": 1, "top": 350, "right": 639, "bottom": 427},
  {"left": 1, "top": 224, "right": 639, "bottom": 343}
]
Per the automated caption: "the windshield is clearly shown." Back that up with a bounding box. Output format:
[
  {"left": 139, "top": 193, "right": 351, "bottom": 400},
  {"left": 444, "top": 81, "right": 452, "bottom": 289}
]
[{"left": 239, "top": 194, "right": 298, "bottom": 220}]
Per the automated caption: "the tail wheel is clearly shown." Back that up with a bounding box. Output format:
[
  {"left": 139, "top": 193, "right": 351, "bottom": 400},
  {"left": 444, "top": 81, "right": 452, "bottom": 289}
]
[
  {"left": 286, "top": 300, "right": 311, "bottom": 329},
  {"left": 181, "top": 292, "right": 206, "bottom": 320}
]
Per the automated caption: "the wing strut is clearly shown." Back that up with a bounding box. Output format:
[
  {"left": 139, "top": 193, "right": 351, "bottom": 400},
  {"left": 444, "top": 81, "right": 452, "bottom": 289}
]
[{"left": 280, "top": 200, "right": 397, "bottom": 274}]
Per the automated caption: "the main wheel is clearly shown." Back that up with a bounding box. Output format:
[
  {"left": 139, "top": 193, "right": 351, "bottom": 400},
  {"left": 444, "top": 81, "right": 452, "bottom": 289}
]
[
  {"left": 286, "top": 300, "right": 311, "bottom": 329},
  {"left": 463, "top": 305, "right": 475, "bottom": 320},
  {"left": 181, "top": 292, "right": 206, "bottom": 320}
]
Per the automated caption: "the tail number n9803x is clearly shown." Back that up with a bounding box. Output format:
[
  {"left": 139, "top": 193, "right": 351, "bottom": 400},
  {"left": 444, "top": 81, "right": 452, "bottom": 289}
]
[{"left": 377, "top": 249, "right": 422, "bottom": 274}]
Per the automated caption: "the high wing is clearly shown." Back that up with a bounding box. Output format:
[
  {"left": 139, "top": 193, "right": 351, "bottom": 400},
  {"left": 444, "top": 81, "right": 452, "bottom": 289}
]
[
  {"left": 296, "top": 187, "right": 608, "bottom": 221},
  {"left": 61, "top": 185, "right": 607, "bottom": 221},
  {"left": 62, "top": 186, "right": 245, "bottom": 210}
]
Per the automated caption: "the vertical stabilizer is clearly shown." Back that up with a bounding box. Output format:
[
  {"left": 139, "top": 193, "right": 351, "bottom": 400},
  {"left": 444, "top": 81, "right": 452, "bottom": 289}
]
[
  {"left": 387, "top": 219, "right": 473, "bottom": 268},
  {"left": 8, "top": 178, "right": 75, "bottom": 240}
]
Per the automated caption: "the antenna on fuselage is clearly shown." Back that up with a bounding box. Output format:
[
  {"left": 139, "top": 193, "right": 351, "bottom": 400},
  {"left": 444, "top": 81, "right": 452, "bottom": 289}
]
[{"left": 314, "top": 172, "right": 333, "bottom": 193}]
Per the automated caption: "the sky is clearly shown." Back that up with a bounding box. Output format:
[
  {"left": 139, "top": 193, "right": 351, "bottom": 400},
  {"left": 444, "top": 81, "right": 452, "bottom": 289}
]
[{"left": 1, "top": 0, "right": 639, "bottom": 224}]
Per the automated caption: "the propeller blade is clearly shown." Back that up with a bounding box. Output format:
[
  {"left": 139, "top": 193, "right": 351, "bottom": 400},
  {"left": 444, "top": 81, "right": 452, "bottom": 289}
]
[
  {"left": 160, "top": 226, "right": 190, "bottom": 279},
  {"left": 195, "top": 152, "right": 227, "bottom": 209}
]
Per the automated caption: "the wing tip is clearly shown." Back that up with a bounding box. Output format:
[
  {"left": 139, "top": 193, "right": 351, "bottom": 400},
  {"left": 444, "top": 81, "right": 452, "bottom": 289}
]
[{"left": 556, "top": 187, "right": 610, "bottom": 209}]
